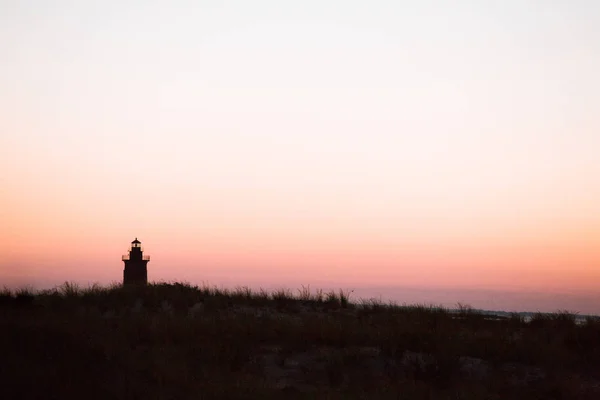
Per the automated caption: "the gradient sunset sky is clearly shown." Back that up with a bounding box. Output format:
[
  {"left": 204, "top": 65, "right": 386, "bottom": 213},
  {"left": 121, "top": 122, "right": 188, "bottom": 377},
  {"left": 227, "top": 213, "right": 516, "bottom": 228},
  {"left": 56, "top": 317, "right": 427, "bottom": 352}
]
[{"left": 1, "top": 1, "right": 599, "bottom": 314}]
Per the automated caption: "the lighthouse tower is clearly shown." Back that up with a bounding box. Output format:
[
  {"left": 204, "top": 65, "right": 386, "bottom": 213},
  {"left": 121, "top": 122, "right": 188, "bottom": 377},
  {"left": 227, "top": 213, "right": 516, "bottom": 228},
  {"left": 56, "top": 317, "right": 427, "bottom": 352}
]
[{"left": 122, "top": 238, "right": 150, "bottom": 285}]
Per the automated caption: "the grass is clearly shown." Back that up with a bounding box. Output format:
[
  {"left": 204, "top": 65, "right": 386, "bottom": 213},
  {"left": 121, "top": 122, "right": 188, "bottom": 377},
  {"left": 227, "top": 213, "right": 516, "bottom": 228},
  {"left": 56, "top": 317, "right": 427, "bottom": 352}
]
[{"left": 1, "top": 281, "right": 599, "bottom": 399}]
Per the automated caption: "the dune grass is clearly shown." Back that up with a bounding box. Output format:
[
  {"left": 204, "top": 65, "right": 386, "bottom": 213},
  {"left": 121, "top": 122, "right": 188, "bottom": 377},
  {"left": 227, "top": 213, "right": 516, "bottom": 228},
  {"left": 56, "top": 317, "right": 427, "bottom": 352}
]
[{"left": 1, "top": 281, "right": 598, "bottom": 399}]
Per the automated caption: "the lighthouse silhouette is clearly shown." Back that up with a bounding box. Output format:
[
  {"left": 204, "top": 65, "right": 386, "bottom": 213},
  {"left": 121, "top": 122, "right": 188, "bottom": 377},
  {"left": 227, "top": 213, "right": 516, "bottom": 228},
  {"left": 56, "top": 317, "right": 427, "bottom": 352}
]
[{"left": 122, "top": 238, "right": 150, "bottom": 285}]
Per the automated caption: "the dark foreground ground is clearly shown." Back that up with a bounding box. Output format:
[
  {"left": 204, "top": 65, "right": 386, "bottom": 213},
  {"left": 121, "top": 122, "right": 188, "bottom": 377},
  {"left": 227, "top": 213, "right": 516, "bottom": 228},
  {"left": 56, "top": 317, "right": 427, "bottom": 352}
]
[{"left": 1, "top": 282, "right": 599, "bottom": 399}]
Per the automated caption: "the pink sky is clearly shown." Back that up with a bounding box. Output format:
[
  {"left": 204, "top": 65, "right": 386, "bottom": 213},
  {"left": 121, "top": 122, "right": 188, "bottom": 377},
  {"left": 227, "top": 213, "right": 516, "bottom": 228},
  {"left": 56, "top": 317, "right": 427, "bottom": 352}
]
[{"left": 1, "top": 1, "right": 599, "bottom": 314}]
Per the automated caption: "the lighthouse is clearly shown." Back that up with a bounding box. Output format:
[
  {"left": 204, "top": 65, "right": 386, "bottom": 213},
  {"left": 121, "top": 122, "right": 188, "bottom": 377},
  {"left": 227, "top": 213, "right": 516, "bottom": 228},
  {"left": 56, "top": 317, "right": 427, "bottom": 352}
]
[{"left": 122, "top": 238, "right": 150, "bottom": 285}]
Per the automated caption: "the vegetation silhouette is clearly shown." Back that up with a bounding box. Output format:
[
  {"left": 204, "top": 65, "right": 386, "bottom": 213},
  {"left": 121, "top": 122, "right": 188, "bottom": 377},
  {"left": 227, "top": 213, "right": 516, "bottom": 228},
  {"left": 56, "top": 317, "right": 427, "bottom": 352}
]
[{"left": 1, "top": 281, "right": 599, "bottom": 399}]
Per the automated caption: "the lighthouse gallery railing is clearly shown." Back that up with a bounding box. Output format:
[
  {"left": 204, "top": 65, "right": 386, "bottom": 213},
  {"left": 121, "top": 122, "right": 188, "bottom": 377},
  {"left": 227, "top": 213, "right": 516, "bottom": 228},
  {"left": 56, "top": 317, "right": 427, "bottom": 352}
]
[{"left": 122, "top": 255, "right": 151, "bottom": 261}]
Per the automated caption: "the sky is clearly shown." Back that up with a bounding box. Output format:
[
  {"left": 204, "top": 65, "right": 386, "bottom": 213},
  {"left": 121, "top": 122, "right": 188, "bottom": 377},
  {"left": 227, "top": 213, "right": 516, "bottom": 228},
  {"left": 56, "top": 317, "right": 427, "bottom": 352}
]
[{"left": 1, "top": 1, "right": 599, "bottom": 314}]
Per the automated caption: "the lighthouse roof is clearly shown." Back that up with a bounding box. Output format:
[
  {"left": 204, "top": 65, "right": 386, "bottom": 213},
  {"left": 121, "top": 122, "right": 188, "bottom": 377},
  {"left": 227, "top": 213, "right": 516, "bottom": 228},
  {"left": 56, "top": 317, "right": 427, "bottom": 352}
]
[{"left": 132, "top": 238, "right": 141, "bottom": 244}]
